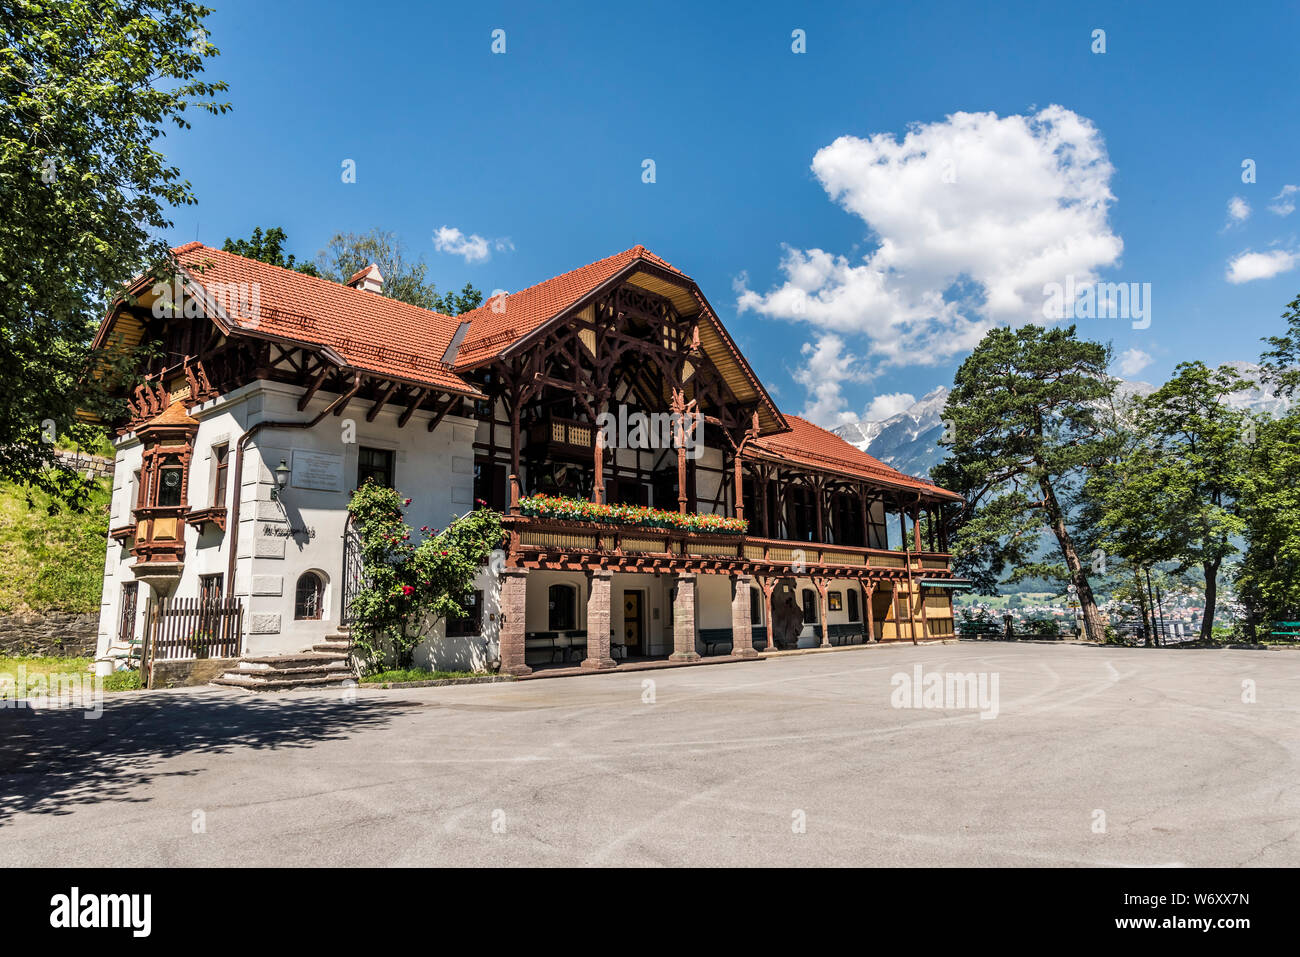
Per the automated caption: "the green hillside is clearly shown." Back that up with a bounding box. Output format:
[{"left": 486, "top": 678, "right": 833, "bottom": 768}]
[{"left": 0, "top": 479, "right": 111, "bottom": 614}]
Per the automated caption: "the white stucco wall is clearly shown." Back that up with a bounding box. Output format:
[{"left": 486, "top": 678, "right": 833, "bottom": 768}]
[{"left": 96, "top": 379, "right": 493, "bottom": 669}]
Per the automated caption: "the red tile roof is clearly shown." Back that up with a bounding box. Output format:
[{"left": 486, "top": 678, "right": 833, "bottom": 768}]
[
  {"left": 169, "top": 242, "right": 477, "bottom": 395},
  {"left": 454, "top": 244, "right": 686, "bottom": 368},
  {"left": 749, "top": 415, "right": 961, "bottom": 500}
]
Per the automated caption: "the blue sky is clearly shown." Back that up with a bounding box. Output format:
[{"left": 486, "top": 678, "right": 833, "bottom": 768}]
[{"left": 162, "top": 0, "right": 1300, "bottom": 424}]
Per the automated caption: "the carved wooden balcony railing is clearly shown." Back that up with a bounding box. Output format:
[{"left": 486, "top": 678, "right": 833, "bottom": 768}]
[
  {"left": 527, "top": 415, "right": 596, "bottom": 457},
  {"left": 502, "top": 513, "right": 953, "bottom": 580}
]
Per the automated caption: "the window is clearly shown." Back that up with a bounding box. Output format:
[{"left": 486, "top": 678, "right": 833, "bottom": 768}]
[
  {"left": 447, "top": 590, "right": 483, "bottom": 637},
  {"left": 357, "top": 447, "right": 395, "bottom": 489},
  {"left": 749, "top": 586, "right": 762, "bottom": 624},
  {"left": 847, "top": 588, "right": 860, "bottom": 623},
  {"left": 548, "top": 583, "right": 577, "bottom": 631},
  {"left": 118, "top": 583, "right": 138, "bottom": 644},
  {"left": 212, "top": 444, "right": 229, "bottom": 507},
  {"left": 295, "top": 572, "right": 324, "bottom": 620},
  {"left": 473, "top": 459, "right": 507, "bottom": 511},
  {"left": 156, "top": 456, "right": 184, "bottom": 507},
  {"left": 199, "top": 574, "right": 223, "bottom": 602},
  {"left": 802, "top": 588, "right": 818, "bottom": 624}
]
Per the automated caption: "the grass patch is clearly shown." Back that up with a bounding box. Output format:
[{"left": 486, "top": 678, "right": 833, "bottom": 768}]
[
  {"left": 360, "top": 667, "right": 487, "bottom": 684},
  {"left": 0, "top": 478, "right": 112, "bottom": 614},
  {"left": 0, "top": 657, "right": 142, "bottom": 694},
  {"left": 101, "top": 669, "right": 142, "bottom": 691},
  {"left": 0, "top": 655, "right": 93, "bottom": 679}
]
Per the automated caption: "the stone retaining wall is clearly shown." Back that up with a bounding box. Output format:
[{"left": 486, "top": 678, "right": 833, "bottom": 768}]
[{"left": 0, "top": 611, "right": 98, "bottom": 658}]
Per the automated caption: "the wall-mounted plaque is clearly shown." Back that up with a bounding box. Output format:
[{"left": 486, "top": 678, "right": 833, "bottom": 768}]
[{"left": 291, "top": 450, "right": 344, "bottom": 491}]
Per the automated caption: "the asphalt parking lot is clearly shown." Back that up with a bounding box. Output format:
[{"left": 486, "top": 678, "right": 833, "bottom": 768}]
[{"left": 2, "top": 642, "right": 1296, "bottom": 866}]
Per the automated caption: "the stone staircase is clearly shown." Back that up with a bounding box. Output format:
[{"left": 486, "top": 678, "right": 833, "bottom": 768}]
[{"left": 213, "top": 630, "right": 357, "bottom": 692}]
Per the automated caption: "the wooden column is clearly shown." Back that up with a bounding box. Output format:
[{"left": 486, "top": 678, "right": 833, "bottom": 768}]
[
  {"left": 593, "top": 428, "right": 605, "bottom": 505},
  {"left": 733, "top": 454, "right": 744, "bottom": 521},
  {"left": 912, "top": 503, "right": 923, "bottom": 553},
  {"left": 582, "top": 570, "right": 616, "bottom": 670},
  {"left": 906, "top": 561, "right": 918, "bottom": 645},
  {"left": 730, "top": 574, "right": 757, "bottom": 658},
  {"left": 860, "top": 489, "right": 870, "bottom": 549},
  {"left": 916, "top": 583, "right": 929, "bottom": 641},
  {"left": 814, "top": 481, "right": 825, "bottom": 543},
  {"left": 863, "top": 580, "right": 877, "bottom": 642},
  {"left": 814, "top": 576, "right": 831, "bottom": 648},
  {"left": 508, "top": 399, "right": 522, "bottom": 515},
  {"left": 759, "top": 575, "right": 777, "bottom": 652},
  {"left": 670, "top": 573, "right": 699, "bottom": 661},
  {"left": 498, "top": 568, "right": 531, "bottom": 676}
]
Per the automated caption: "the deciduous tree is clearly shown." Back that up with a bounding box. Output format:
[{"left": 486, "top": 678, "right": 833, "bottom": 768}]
[{"left": 0, "top": 1, "right": 226, "bottom": 505}]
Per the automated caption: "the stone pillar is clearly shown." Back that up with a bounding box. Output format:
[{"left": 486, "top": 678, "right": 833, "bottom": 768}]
[
  {"left": 582, "top": 570, "right": 617, "bottom": 670},
  {"left": 730, "top": 574, "right": 757, "bottom": 658},
  {"left": 670, "top": 573, "right": 699, "bottom": 661},
  {"left": 498, "top": 568, "right": 531, "bottom": 676}
]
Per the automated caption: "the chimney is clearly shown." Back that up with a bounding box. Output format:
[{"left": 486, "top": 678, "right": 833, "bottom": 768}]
[{"left": 346, "top": 263, "right": 384, "bottom": 294}]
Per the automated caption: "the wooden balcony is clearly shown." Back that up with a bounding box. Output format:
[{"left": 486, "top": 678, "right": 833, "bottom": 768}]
[
  {"left": 502, "top": 513, "right": 953, "bottom": 581},
  {"left": 526, "top": 415, "right": 595, "bottom": 459}
]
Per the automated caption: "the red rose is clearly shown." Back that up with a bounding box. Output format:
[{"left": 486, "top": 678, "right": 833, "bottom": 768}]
[{"left": 401, "top": 585, "right": 414, "bottom": 596}]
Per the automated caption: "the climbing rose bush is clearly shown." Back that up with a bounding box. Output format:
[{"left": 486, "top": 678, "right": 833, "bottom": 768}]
[
  {"left": 518, "top": 494, "right": 747, "bottom": 534},
  {"left": 346, "top": 481, "right": 503, "bottom": 673}
]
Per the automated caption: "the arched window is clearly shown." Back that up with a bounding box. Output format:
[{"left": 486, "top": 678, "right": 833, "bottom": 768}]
[
  {"left": 749, "top": 586, "right": 762, "bottom": 624},
  {"left": 847, "top": 588, "right": 860, "bottom": 623},
  {"left": 548, "top": 583, "right": 577, "bottom": 631},
  {"left": 295, "top": 572, "right": 324, "bottom": 620}
]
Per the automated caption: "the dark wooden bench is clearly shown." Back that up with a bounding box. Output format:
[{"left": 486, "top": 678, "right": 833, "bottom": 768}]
[
  {"left": 700, "top": 628, "right": 733, "bottom": 655},
  {"left": 524, "top": 631, "right": 564, "bottom": 663},
  {"left": 827, "top": 623, "right": 865, "bottom": 646},
  {"left": 1269, "top": 621, "right": 1300, "bottom": 641},
  {"left": 565, "top": 630, "right": 587, "bottom": 662},
  {"left": 959, "top": 620, "right": 1004, "bottom": 639}
]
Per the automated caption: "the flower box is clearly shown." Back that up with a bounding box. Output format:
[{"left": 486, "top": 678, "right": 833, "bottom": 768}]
[{"left": 518, "top": 495, "right": 747, "bottom": 535}]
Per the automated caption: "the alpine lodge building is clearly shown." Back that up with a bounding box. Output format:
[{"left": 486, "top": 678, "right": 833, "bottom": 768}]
[{"left": 90, "top": 242, "right": 966, "bottom": 685}]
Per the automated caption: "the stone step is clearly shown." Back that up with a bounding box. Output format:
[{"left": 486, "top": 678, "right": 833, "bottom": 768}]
[
  {"left": 312, "top": 641, "right": 350, "bottom": 653},
  {"left": 224, "top": 663, "right": 350, "bottom": 682},
  {"left": 213, "top": 673, "right": 357, "bottom": 692},
  {"left": 239, "top": 652, "right": 349, "bottom": 667}
]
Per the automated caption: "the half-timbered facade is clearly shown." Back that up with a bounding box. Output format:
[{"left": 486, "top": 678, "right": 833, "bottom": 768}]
[{"left": 91, "top": 242, "right": 964, "bottom": 676}]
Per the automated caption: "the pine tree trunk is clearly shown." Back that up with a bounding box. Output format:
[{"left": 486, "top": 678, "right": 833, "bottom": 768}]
[
  {"left": 1039, "top": 479, "right": 1106, "bottom": 642},
  {"left": 1133, "top": 568, "right": 1151, "bottom": 644},
  {"left": 1201, "top": 560, "right": 1220, "bottom": 640}
]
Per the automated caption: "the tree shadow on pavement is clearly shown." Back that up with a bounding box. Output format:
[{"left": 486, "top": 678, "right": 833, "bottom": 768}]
[{"left": 0, "top": 689, "right": 417, "bottom": 822}]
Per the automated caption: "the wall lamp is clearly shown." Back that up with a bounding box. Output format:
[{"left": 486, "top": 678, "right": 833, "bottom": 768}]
[{"left": 271, "top": 459, "right": 291, "bottom": 500}]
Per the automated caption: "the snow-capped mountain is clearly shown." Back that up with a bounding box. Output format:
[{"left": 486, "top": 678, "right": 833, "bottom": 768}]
[
  {"left": 833, "top": 386, "right": 951, "bottom": 479},
  {"left": 833, "top": 363, "right": 1289, "bottom": 483}
]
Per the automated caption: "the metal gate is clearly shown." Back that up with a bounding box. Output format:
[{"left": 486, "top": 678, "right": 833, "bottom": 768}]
[{"left": 341, "top": 521, "right": 364, "bottom": 626}]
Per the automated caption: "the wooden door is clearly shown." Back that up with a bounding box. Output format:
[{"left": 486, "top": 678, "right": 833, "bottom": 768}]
[{"left": 623, "top": 591, "right": 643, "bottom": 652}]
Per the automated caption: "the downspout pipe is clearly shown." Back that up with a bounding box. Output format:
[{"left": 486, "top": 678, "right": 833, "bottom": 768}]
[{"left": 224, "top": 375, "right": 362, "bottom": 599}]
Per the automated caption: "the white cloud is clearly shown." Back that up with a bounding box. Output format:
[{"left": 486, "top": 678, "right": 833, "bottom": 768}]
[
  {"left": 791, "top": 333, "right": 871, "bottom": 426},
  {"left": 1269, "top": 185, "right": 1298, "bottom": 217},
  {"left": 1225, "top": 195, "right": 1250, "bottom": 226},
  {"left": 1226, "top": 248, "right": 1300, "bottom": 284},
  {"left": 863, "top": 392, "right": 917, "bottom": 421},
  {"left": 1116, "top": 347, "right": 1153, "bottom": 378},
  {"left": 737, "top": 105, "right": 1123, "bottom": 407},
  {"left": 433, "top": 225, "right": 513, "bottom": 264}
]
